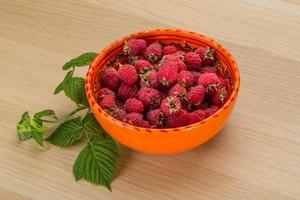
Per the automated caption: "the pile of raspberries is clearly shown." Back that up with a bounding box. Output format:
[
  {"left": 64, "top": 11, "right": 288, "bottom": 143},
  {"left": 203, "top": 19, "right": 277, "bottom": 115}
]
[{"left": 96, "top": 39, "right": 229, "bottom": 128}]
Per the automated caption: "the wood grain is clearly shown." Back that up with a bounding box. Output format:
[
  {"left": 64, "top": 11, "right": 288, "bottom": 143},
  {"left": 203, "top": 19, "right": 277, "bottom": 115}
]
[{"left": 0, "top": 0, "right": 299, "bottom": 199}]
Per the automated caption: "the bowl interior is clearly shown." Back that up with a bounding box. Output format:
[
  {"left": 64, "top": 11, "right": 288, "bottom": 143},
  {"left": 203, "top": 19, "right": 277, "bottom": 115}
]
[{"left": 86, "top": 29, "right": 240, "bottom": 131}]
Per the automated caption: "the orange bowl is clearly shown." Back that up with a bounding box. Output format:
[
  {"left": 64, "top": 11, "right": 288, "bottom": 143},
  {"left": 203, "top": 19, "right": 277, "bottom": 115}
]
[{"left": 85, "top": 29, "right": 240, "bottom": 154}]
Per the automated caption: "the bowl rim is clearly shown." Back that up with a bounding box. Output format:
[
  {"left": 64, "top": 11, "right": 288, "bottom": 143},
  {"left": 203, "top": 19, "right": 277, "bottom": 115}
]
[{"left": 85, "top": 29, "right": 240, "bottom": 133}]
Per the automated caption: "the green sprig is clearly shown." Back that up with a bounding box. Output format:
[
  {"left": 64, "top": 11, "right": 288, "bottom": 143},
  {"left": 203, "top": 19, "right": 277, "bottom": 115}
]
[{"left": 16, "top": 52, "right": 118, "bottom": 191}]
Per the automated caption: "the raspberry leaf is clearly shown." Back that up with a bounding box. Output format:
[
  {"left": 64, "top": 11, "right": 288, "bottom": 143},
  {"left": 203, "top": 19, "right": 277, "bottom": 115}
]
[
  {"left": 82, "top": 113, "right": 107, "bottom": 138},
  {"left": 73, "top": 136, "right": 118, "bottom": 191},
  {"left": 16, "top": 112, "right": 32, "bottom": 141},
  {"left": 54, "top": 70, "right": 73, "bottom": 95},
  {"left": 47, "top": 117, "right": 84, "bottom": 147},
  {"left": 62, "top": 52, "right": 98, "bottom": 70},
  {"left": 34, "top": 109, "right": 57, "bottom": 120},
  {"left": 16, "top": 112, "right": 44, "bottom": 146},
  {"left": 63, "top": 77, "right": 89, "bottom": 107}
]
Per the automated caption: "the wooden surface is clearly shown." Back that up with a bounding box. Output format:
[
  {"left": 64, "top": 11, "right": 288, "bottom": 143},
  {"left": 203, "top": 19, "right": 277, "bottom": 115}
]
[{"left": 1, "top": 0, "right": 300, "bottom": 199}]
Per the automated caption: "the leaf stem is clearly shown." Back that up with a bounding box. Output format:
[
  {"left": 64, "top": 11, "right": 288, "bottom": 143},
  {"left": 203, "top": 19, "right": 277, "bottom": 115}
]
[{"left": 41, "top": 106, "right": 86, "bottom": 124}]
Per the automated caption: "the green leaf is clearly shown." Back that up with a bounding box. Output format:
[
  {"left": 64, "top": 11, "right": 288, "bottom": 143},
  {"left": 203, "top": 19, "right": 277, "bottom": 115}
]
[
  {"left": 54, "top": 71, "right": 73, "bottom": 95},
  {"left": 64, "top": 77, "right": 89, "bottom": 107},
  {"left": 16, "top": 112, "right": 32, "bottom": 141},
  {"left": 82, "top": 113, "right": 107, "bottom": 138},
  {"left": 34, "top": 109, "right": 57, "bottom": 119},
  {"left": 47, "top": 117, "right": 84, "bottom": 147},
  {"left": 16, "top": 112, "right": 44, "bottom": 147},
  {"left": 31, "top": 130, "right": 44, "bottom": 146},
  {"left": 73, "top": 136, "right": 118, "bottom": 191},
  {"left": 63, "top": 52, "right": 98, "bottom": 70}
]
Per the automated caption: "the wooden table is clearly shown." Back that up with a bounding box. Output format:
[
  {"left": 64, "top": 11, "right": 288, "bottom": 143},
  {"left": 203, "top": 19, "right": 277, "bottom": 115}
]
[{"left": 1, "top": 0, "right": 299, "bottom": 199}]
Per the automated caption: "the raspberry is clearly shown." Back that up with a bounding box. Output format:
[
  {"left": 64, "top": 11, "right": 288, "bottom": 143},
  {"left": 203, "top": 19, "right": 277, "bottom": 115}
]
[
  {"left": 100, "top": 68, "right": 121, "bottom": 90},
  {"left": 197, "top": 72, "right": 221, "bottom": 88},
  {"left": 146, "top": 109, "right": 165, "bottom": 128},
  {"left": 208, "top": 78, "right": 227, "bottom": 96},
  {"left": 123, "top": 39, "right": 147, "bottom": 56},
  {"left": 184, "top": 52, "right": 202, "bottom": 70},
  {"left": 124, "top": 98, "right": 144, "bottom": 113},
  {"left": 134, "top": 59, "right": 153, "bottom": 74},
  {"left": 142, "top": 120, "right": 150, "bottom": 128},
  {"left": 194, "top": 47, "right": 215, "bottom": 66},
  {"left": 211, "top": 87, "right": 229, "bottom": 107},
  {"left": 200, "top": 66, "right": 216, "bottom": 74},
  {"left": 163, "top": 45, "right": 178, "bottom": 55},
  {"left": 204, "top": 106, "right": 219, "bottom": 117},
  {"left": 194, "top": 47, "right": 206, "bottom": 59},
  {"left": 137, "top": 87, "right": 161, "bottom": 109},
  {"left": 157, "top": 61, "right": 178, "bottom": 87},
  {"left": 168, "top": 84, "right": 187, "bottom": 101},
  {"left": 106, "top": 108, "right": 126, "bottom": 121},
  {"left": 139, "top": 70, "right": 159, "bottom": 89},
  {"left": 144, "top": 42, "right": 163, "bottom": 63},
  {"left": 187, "top": 85, "right": 205, "bottom": 105},
  {"left": 124, "top": 113, "right": 144, "bottom": 126},
  {"left": 172, "top": 51, "right": 185, "bottom": 61},
  {"left": 190, "top": 71, "right": 201, "bottom": 85},
  {"left": 177, "top": 70, "right": 194, "bottom": 88},
  {"left": 118, "top": 64, "right": 138, "bottom": 85},
  {"left": 117, "top": 83, "right": 138, "bottom": 101},
  {"left": 166, "top": 110, "right": 188, "bottom": 128},
  {"left": 100, "top": 94, "right": 116, "bottom": 110},
  {"left": 95, "top": 88, "right": 115, "bottom": 103},
  {"left": 188, "top": 110, "right": 206, "bottom": 124},
  {"left": 160, "top": 96, "right": 182, "bottom": 117},
  {"left": 162, "top": 55, "right": 187, "bottom": 71}
]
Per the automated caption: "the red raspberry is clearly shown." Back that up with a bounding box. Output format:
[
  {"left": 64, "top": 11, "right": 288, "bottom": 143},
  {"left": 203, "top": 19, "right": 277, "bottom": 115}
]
[
  {"left": 194, "top": 47, "right": 206, "bottom": 59},
  {"left": 146, "top": 109, "right": 165, "bottom": 128},
  {"left": 100, "top": 94, "right": 116, "bottom": 110},
  {"left": 188, "top": 110, "right": 206, "bottom": 124},
  {"left": 211, "top": 87, "right": 229, "bottom": 107},
  {"left": 134, "top": 59, "right": 153, "bottom": 74},
  {"left": 142, "top": 120, "right": 150, "bottom": 128},
  {"left": 162, "top": 55, "right": 187, "bottom": 71},
  {"left": 208, "top": 78, "right": 227, "bottom": 96},
  {"left": 117, "top": 83, "right": 138, "bottom": 101},
  {"left": 163, "top": 45, "right": 178, "bottom": 55},
  {"left": 166, "top": 110, "right": 189, "bottom": 128},
  {"left": 123, "top": 39, "right": 147, "bottom": 56},
  {"left": 144, "top": 42, "right": 163, "bottom": 63},
  {"left": 168, "top": 84, "right": 187, "bottom": 101},
  {"left": 194, "top": 47, "right": 215, "bottom": 66},
  {"left": 200, "top": 66, "right": 216, "bottom": 74},
  {"left": 124, "top": 113, "right": 144, "bottom": 126},
  {"left": 100, "top": 68, "right": 121, "bottom": 90},
  {"left": 139, "top": 70, "right": 159, "bottom": 89},
  {"left": 107, "top": 108, "right": 127, "bottom": 121},
  {"left": 197, "top": 72, "right": 221, "bottom": 88},
  {"left": 157, "top": 61, "right": 178, "bottom": 87},
  {"left": 124, "top": 98, "right": 144, "bottom": 113},
  {"left": 118, "top": 64, "right": 138, "bottom": 85},
  {"left": 177, "top": 70, "right": 194, "bottom": 88},
  {"left": 204, "top": 106, "right": 219, "bottom": 118},
  {"left": 172, "top": 51, "right": 185, "bottom": 61},
  {"left": 160, "top": 96, "right": 182, "bottom": 117},
  {"left": 137, "top": 87, "right": 161, "bottom": 109},
  {"left": 187, "top": 85, "right": 205, "bottom": 105},
  {"left": 184, "top": 52, "right": 202, "bottom": 70},
  {"left": 95, "top": 88, "right": 115, "bottom": 103},
  {"left": 190, "top": 71, "right": 201, "bottom": 85}
]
